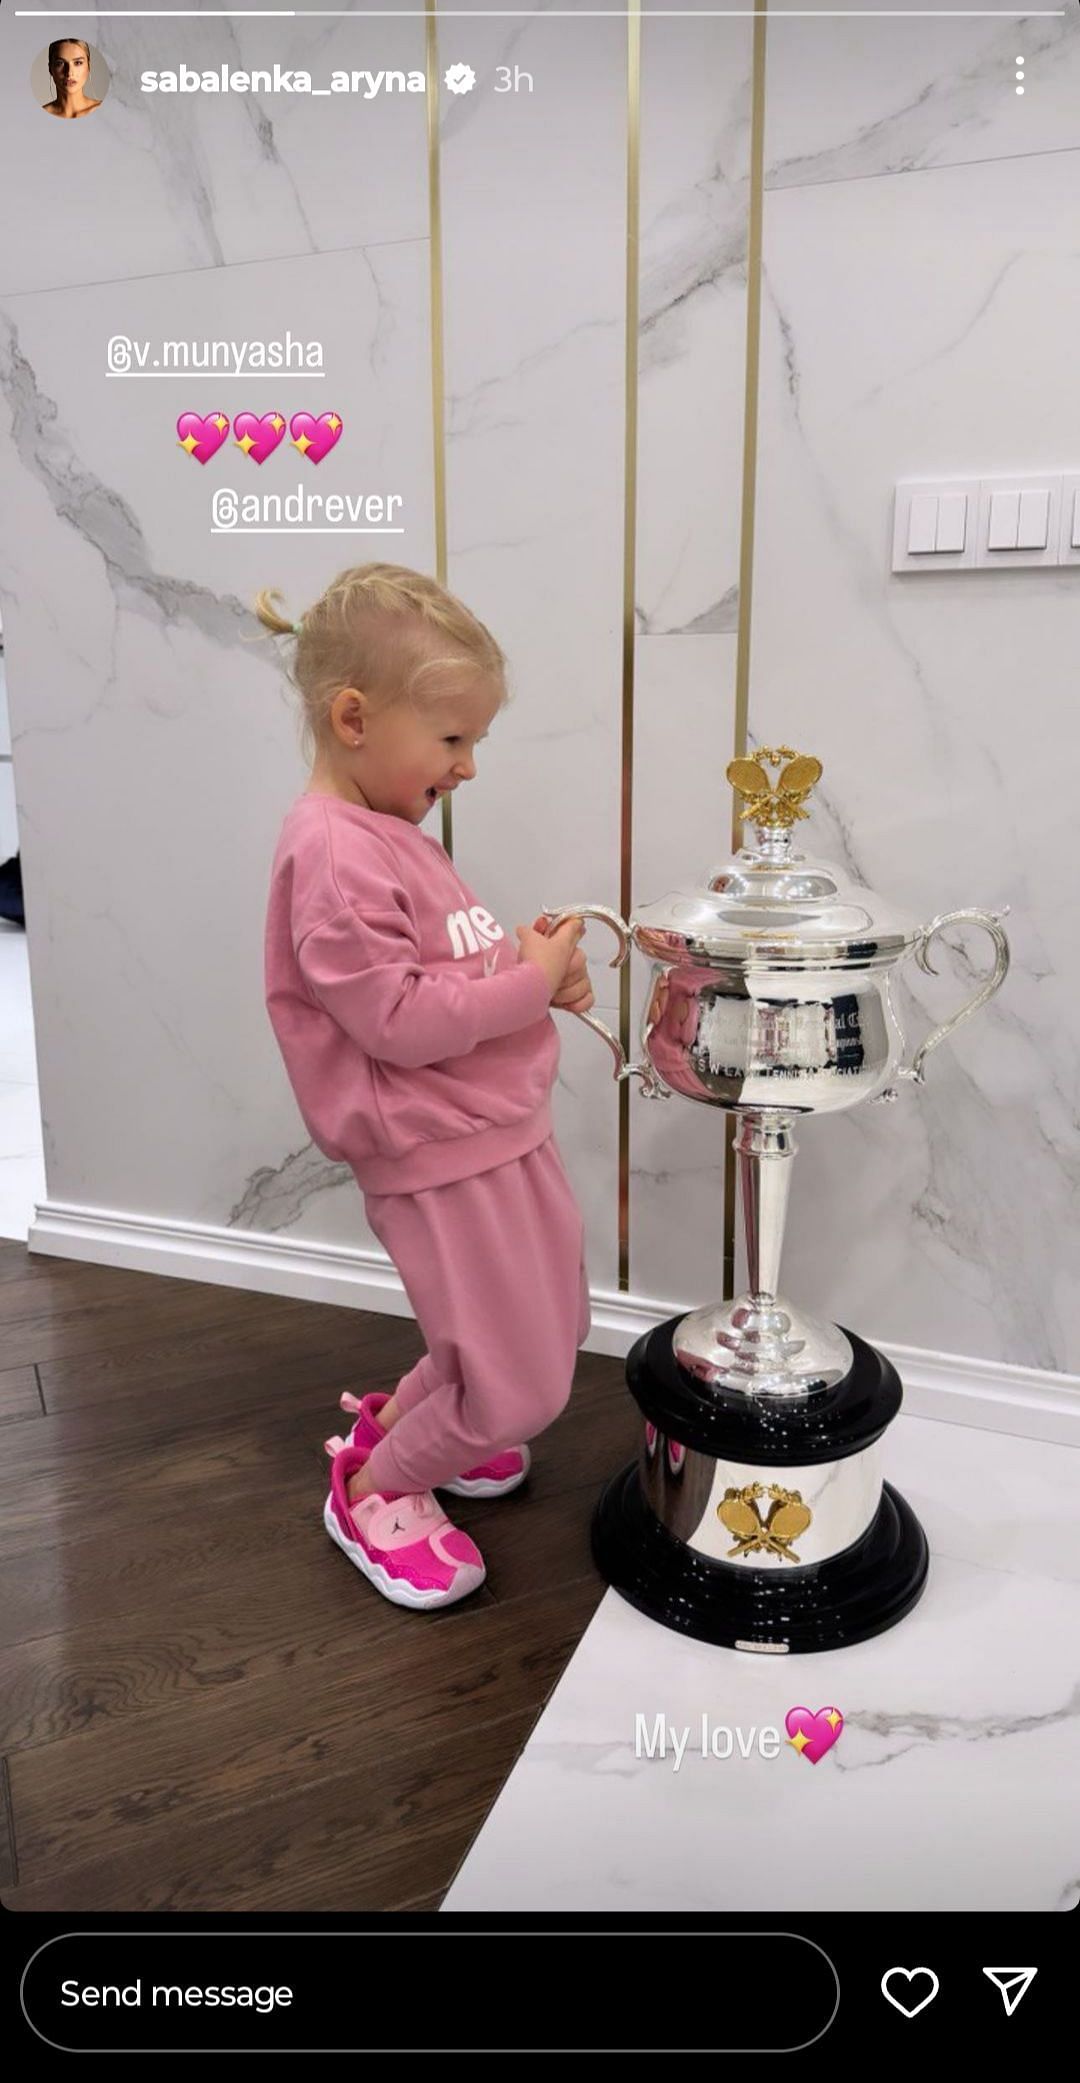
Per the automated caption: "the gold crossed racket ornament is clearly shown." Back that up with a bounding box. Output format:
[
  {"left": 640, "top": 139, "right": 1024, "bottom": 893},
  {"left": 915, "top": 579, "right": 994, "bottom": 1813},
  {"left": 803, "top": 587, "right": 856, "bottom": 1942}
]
[
  {"left": 727, "top": 746, "right": 823, "bottom": 830},
  {"left": 717, "top": 1482, "right": 814, "bottom": 1562}
]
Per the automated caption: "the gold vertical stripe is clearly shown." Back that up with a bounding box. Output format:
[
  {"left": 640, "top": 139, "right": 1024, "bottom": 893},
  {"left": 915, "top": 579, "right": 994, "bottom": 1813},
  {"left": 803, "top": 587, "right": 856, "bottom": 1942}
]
[
  {"left": 620, "top": 2, "right": 642, "bottom": 1294},
  {"left": 425, "top": 2, "right": 453, "bottom": 859},
  {"left": 723, "top": 1, "right": 768, "bottom": 1302}
]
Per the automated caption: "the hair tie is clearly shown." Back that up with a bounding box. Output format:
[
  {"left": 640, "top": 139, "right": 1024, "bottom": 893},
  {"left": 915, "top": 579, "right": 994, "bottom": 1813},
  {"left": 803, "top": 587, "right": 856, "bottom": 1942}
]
[{"left": 292, "top": 621, "right": 304, "bottom": 636}]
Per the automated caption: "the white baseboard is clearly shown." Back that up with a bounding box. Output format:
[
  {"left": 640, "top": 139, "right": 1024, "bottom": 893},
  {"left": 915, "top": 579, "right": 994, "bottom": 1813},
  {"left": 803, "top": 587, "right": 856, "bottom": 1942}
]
[
  {"left": 28, "top": 1199, "right": 1080, "bottom": 1448},
  {"left": 870, "top": 1338, "right": 1080, "bottom": 1448}
]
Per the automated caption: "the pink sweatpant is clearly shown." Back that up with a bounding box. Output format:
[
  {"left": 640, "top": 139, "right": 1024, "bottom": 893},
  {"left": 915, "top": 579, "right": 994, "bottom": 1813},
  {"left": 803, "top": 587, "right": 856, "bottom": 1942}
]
[{"left": 357, "top": 1134, "right": 591, "bottom": 1496}]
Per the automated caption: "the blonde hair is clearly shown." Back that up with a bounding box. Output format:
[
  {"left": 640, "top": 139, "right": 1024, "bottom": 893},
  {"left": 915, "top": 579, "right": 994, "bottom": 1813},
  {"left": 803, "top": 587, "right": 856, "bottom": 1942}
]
[
  {"left": 49, "top": 38, "right": 92, "bottom": 71},
  {"left": 254, "top": 563, "right": 509, "bottom": 767}
]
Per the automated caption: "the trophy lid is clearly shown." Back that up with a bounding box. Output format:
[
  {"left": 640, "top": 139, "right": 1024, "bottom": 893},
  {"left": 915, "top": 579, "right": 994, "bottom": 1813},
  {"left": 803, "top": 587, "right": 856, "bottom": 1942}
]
[{"left": 632, "top": 747, "right": 921, "bottom": 968}]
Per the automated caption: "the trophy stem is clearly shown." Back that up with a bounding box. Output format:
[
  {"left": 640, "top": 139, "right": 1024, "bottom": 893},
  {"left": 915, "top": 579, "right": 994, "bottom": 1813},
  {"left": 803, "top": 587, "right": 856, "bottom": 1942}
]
[
  {"left": 737, "top": 1108, "right": 797, "bottom": 1302},
  {"left": 672, "top": 1104, "right": 852, "bottom": 1397}
]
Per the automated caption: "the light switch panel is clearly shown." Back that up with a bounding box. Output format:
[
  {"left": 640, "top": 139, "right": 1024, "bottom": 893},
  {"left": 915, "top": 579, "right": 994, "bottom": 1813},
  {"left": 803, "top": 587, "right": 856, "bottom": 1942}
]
[
  {"left": 975, "top": 478, "right": 1060, "bottom": 568},
  {"left": 897, "top": 476, "right": 1077, "bottom": 572},
  {"left": 893, "top": 480, "right": 979, "bottom": 571}
]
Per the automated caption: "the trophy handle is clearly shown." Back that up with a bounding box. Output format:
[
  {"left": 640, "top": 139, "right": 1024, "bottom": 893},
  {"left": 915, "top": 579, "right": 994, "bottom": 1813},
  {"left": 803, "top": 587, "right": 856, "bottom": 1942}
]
[
  {"left": 541, "top": 903, "right": 668, "bottom": 1097},
  {"left": 898, "top": 906, "right": 1011, "bottom": 1085}
]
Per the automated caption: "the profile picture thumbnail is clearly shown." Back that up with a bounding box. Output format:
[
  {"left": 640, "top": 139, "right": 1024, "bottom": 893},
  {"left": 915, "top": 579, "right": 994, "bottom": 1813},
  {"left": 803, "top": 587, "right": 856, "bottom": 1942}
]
[{"left": 34, "top": 39, "right": 111, "bottom": 120}]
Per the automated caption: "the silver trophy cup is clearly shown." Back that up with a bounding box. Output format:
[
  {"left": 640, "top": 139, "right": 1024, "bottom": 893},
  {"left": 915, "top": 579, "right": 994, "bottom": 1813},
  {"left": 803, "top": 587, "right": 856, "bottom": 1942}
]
[{"left": 545, "top": 747, "right": 1009, "bottom": 1651}]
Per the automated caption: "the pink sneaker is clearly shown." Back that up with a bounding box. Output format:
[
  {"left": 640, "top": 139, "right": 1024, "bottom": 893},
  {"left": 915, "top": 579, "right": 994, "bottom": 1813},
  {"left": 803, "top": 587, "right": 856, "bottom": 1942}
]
[
  {"left": 338, "top": 1391, "right": 531, "bottom": 1500},
  {"left": 322, "top": 1436, "right": 486, "bottom": 1611}
]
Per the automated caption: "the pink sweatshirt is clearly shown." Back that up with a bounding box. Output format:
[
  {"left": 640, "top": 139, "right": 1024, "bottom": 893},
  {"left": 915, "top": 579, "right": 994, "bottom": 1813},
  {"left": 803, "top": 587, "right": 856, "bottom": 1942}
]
[{"left": 264, "top": 794, "right": 559, "bottom": 1193}]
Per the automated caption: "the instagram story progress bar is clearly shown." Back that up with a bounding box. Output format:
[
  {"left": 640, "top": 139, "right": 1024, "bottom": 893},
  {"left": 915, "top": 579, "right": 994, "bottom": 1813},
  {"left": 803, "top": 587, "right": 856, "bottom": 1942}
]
[{"left": 12, "top": 10, "right": 1069, "bottom": 17}]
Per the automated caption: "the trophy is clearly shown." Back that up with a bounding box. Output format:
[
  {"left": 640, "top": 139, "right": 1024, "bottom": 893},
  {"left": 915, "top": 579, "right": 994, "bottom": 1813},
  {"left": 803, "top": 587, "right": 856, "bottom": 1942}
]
[{"left": 544, "top": 747, "right": 1009, "bottom": 1653}]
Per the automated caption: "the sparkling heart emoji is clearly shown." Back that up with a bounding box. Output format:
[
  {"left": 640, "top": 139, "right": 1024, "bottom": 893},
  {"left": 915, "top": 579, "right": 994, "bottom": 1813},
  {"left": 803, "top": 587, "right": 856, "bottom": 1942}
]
[
  {"left": 176, "top": 411, "right": 230, "bottom": 464},
  {"left": 785, "top": 1705, "right": 844, "bottom": 1763},
  {"left": 233, "top": 411, "right": 287, "bottom": 465},
  {"left": 290, "top": 411, "right": 343, "bottom": 465}
]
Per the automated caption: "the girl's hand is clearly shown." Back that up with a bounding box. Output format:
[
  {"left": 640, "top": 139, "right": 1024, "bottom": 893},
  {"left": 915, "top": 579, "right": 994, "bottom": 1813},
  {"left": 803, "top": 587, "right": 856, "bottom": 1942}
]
[
  {"left": 515, "top": 914, "right": 586, "bottom": 999},
  {"left": 528, "top": 915, "right": 595, "bottom": 1014}
]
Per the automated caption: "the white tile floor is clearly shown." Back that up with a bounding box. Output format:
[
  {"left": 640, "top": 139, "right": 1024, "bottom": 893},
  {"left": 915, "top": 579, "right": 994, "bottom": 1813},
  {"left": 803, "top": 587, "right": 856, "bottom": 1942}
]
[
  {"left": 0, "top": 923, "right": 45, "bottom": 1242},
  {"left": 441, "top": 1411, "right": 1080, "bottom": 1913}
]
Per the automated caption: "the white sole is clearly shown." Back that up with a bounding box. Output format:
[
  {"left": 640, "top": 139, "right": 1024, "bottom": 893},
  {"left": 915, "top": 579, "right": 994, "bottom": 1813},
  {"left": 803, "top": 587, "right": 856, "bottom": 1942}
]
[
  {"left": 347, "top": 1421, "right": 531, "bottom": 1500},
  {"left": 323, "top": 1496, "right": 486, "bottom": 1611},
  {"left": 440, "top": 1466, "right": 529, "bottom": 1499}
]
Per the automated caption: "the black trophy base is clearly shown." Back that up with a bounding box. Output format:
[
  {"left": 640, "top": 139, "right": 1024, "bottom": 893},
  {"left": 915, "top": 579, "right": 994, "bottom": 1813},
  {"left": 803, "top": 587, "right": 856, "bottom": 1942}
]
[
  {"left": 593, "top": 1470, "right": 928, "bottom": 1654},
  {"left": 592, "top": 1317, "right": 929, "bottom": 1654}
]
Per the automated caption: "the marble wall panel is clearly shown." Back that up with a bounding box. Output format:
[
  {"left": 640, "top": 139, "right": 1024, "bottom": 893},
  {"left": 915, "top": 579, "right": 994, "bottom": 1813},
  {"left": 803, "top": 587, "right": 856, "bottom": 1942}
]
[
  {"left": 636, "top": 5, "right": 753, "bottom": 635},
  {"left": 765, "top": 0, "right": 1080, "bottom": 185},
  {"left": 626, "top": 8, "right": 752, "bottom": 1304},
  {"left": 751, "top": 92, "right": 1080, "bottom": 1368},
  {"left": 0, "top": 240, "right": 433, "bottom": 1244},
  {"left": 434, "top": 8, "right": 630, "bottom": 1289},
  {"left": 629, "top": 635, "right": 739, "bottom": 1307},
  {"left": 2, "top": 6, "right": 430, "bottom": 297}
]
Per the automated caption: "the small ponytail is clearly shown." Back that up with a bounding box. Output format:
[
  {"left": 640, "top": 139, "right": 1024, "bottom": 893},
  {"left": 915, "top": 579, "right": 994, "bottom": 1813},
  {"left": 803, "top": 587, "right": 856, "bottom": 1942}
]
[{"left": 253, "top": 588, "right": 298, "bottom": 638}]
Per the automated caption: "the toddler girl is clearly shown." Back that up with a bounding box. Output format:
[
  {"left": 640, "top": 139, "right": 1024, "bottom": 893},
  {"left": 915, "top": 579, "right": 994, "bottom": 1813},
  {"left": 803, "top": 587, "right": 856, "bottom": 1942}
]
[{"left": 261, "top": 564, "right": 594, "bottom": 1612}]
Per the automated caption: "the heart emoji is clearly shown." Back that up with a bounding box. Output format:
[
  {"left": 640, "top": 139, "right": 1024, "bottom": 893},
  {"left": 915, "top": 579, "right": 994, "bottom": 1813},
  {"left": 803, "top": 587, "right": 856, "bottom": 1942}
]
[
  {"left": 785, "top": 1705, "right": 844, "bottom": 1763},
  {"left": 880, "top": 1967, "right": 940, "bottom": 2019},
  {"left": 290, "top": 411, "right": 343, "bottom": 465},
  {"left": 176, "top": 411, "right": 230, "bottom": 464},
  {"left": 233, "top": 411, "right": 287, "bottom": 465}
]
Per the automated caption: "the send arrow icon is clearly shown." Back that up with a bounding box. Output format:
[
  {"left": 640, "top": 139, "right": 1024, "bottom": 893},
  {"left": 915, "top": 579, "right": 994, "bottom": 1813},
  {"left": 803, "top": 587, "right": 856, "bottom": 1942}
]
[{"left": 982, "top": 1967, "right": 1038, "bottom": 2017}]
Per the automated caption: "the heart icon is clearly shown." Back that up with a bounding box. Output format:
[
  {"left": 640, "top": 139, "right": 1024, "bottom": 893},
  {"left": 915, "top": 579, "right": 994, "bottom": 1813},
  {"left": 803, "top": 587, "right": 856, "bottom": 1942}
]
[
  {"left": 880, "top": 1967, "right": 940, "bottom": 2019},
  {"left": 785, "top": 1704, "right": 844, "bottom": 1763},
  {"left": 290, "top": 411, "right": 343, "bottom": 465},
  {"left": 233, "top": 411, "right": 287, "bottom": 465},
  {"left": 176, "top": 411, "right": 230, "bottom": 464}
]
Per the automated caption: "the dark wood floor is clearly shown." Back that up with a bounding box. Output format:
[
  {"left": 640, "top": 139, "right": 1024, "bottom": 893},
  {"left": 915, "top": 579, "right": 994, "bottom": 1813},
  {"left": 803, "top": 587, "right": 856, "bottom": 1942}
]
[{"left": 0, "top": 1236, "right": 634, "bottom": 1912}]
